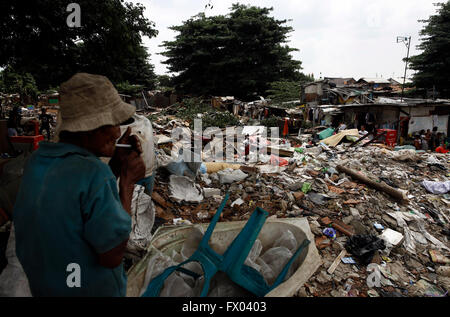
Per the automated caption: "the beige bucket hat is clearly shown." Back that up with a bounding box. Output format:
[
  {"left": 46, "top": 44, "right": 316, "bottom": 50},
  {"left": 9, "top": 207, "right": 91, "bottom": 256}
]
[{"left": 56, "top": 73, "right": 136, "bottom": 135}]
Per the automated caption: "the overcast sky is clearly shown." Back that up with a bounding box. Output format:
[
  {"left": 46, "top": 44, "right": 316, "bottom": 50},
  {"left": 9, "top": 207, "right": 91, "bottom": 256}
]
[{"left": 131, "top": 0, "right": 439, "bottom": 80}]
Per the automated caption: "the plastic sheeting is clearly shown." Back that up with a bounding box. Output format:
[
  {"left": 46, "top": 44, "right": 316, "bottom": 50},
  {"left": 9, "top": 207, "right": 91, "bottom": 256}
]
[
  {"left": 422, "top": 181, "right": 450, "bottom": 195},
  {"left": 169, "top": 175, "right": 204, "bottom": 203},
  {"left": 217, "top": 169, "right": 248, "bottom": 184},
  {"left": 322, "top": 129, "right": 359, "bottom": 147}
]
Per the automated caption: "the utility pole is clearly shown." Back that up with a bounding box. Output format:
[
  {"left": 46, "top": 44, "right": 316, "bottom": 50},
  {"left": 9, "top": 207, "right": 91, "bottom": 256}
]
[{"left": 397, "top": 36, "right": 411, "bottom": 102}]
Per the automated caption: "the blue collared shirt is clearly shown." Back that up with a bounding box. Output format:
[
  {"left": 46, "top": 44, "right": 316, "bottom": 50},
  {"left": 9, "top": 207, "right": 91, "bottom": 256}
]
[{"left": 13, "top": 142, "right": 131, "bottom": 296}]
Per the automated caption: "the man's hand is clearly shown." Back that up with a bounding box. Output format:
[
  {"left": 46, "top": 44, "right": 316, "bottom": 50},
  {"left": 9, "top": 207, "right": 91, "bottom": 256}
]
[{"left": 109, "top": 127, "right": 143, "bottom": 178}]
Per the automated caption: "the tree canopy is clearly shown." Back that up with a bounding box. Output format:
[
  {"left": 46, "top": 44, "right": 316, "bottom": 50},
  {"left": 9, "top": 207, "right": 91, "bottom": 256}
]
[
  {"left": 409, "top": 1, "right": 450, "bottom": 97},
  {"left": 0, "top": 0, "right": 158, "bottom": 90},
  {"left": 162, "top": 4, "right": 304, "bottom": 100}
]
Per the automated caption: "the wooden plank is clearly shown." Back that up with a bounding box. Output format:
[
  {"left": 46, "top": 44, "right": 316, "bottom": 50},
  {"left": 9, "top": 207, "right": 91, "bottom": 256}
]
[{"left": 327, "top": 249, "right": 347, "bottom": 275}]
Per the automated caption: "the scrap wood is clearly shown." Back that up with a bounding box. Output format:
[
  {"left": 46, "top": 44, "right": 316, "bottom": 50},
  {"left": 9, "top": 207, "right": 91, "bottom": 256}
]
[
  {"left": 336, "top": 165, "right": 408, "bottom": 202},
  {"left": 327, "top": 249, "right": 347, "bottom": 275},
  {"left": 151, "top": 191, "right": 167, "bottom": 207},
  {"left": 266, "top": 146, "right": 294, "bottom": 157},
  {"left": 332, "top": 220, "right": 355, "bottom": 236},
  {"left": 155, "top": 206, "right": 174, "bottom": 221},
  {"left": 315, "top": 236, "right": 332, "bottom": 250},
  {"left": 343, "top": 199, "right": 363, "bottom": 205},
  {"left": 320, "top": 217, "right": 332, "bottom": 226},
  {"left": 328, "top": 185, "right": 346, "bottom": 195}
]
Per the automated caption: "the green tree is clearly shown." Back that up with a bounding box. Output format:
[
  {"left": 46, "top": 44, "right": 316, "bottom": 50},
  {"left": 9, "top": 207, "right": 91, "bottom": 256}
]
[
  {"left": 0, "top": 66, "right": 39, "bottom": 104},
  {"left": 267, "top": 74, "right": 314, "bottom": 104},
  {"left": 0, "top": 0, "right": 158, "bottom": 90},
  {"left": 162, "top": 4, "right": 304, "bottom": 100},
  {"left": 115, "top": 81, "right": 143, "bottom": 97},
  {"left": 156, "top": 75, "right": 174, "bottom": 89},
  {"left": 409, "top": 2, "right": 450, "bottom": 97}
]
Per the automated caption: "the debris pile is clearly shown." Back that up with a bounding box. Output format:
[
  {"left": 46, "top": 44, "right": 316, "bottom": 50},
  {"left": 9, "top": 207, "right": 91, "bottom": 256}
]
[{"left": 146, "top": 114, "right": 450, "bottom": 297}]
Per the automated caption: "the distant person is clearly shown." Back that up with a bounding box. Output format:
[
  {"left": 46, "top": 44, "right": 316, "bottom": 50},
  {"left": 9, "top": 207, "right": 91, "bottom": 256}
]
[
  {"left": 425, "top": 129, "right": 432, "bottom": 147},
  {"left": 365, "top": 112, "right": 375, "bottom": 133},
  {"left": 337, "top": 123, "right": 347, "bottom": 132},
  {"left": 39, "top": 108, "right": 53, "bottom": 140},
  {"left": 435, "top": 138, "right": 449, "bottom": 154},
  {"left": 359, "top": 125, "right": 369, "bottom": 136},
  {"left": 430, "top": 127, "right": 438, "bottom": 150},
  {"left": 420, "top": 131, "right": 429, "bottom": 151},
  {"left": 413, "top": 134, "right": 421, "bottom": 150},
  {"left": 7, "top": 106, "right": 22, "bottom": 137}
]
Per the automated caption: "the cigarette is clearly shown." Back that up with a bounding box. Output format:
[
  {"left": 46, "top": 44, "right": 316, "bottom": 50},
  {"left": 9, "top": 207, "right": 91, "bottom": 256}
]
[{"left": 115, "top": 144, "right": 132, "bottom": 148}]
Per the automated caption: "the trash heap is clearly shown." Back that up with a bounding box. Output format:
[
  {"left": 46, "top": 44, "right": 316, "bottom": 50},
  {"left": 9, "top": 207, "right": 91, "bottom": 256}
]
[{"left": 147, "top": 115, "right": 450, "bottom": 298}]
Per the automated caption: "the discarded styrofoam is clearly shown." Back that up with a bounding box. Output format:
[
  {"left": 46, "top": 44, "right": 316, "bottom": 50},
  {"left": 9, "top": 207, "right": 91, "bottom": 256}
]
[
  {"left": 379, "top": 228, "right": 404, "bottom": 247},
  {"left": 231, "top": 198, "right": 245, "bottom": 207}
]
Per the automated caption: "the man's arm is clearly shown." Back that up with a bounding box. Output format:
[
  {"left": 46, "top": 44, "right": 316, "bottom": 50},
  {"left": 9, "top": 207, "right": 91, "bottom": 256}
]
[{"left": 98, "top": 151, "right": 145, "bottom": 269}]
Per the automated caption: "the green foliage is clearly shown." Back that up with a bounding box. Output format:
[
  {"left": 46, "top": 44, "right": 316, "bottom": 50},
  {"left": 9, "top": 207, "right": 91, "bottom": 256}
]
[
  {"left": 152, "top": 97, "right": 240, "bottom": 129},
  {"left": 266, "top": 81, "right": 301, "bottom": 104},
  {"left": 0, "top": 66, "right": 39, "bottom": 101},
  {"left": 115, "top": 81, "right": 143, "bottom": 97},
  {"left": 156, "top": 75, "right": 174, "bottom": 89},
  {"left": 260, "top": 116, "right": 282, "bottom": 128},
  {"left": 409, "top": 2, "right": 450, "bottom": 97},
  {"left": 0, "top": 0, "right": 158, "bottom": 91},
  {"left": 162, "top": 4, "right": 303, "bottom": 100}
]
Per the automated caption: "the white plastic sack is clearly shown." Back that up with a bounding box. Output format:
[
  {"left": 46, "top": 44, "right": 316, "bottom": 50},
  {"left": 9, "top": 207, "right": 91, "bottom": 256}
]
[
  {"left": 260, "top": 247, "right": 293, "bottom": 285},
  {"left": 127, "top": 185, "right": 155, "bottom": 255},
  {"left": 139, "top": 251, "right": 176, "bottom": 296},
  {"left": 0, "top": 225, "right": 32, "bottom": 297},
  {"left": 273, "top": 230, "right": 298, "bottom": 253},
  {"left": 422, "top": 180, "right": 450, "bottom": 195}
]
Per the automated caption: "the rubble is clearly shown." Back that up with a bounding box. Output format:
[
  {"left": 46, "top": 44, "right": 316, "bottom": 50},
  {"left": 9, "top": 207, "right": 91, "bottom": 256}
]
[
  {"left": 140, "top": 112, "right": 450, "bottom": 298},
  {"left": 3, "top": 98, "right": 448, "bottom": 298}
]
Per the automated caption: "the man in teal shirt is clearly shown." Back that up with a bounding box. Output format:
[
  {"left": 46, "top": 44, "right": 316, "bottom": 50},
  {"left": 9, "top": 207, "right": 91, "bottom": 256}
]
[{"left": 13, "top": 73, "right": 146, "bottom": 296}]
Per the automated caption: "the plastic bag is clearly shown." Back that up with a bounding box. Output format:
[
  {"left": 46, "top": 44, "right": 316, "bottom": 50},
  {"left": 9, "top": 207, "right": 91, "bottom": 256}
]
[
  {"left": 169, "top": 175, "right": 204, "bottom": 203},
  {"left": 345, "top": 235, "right": 386, "bottom": 265},
  {"left": 208, "top": 272, "right": 252, "bottom": 297},
  {"left": 244, "top": 239, "right": 262, "bottom": 272},
  {"left": 256, "top": 257, "right": 276, "bottom": 285},
  {"left": 273, "top": 230, "right": 298, "bottom": 253},
  {"left": 260, "top": 247, "right": 293, "bottom": 284},
  {"left": 160, "top": 272, "right": 195, "bottom": 297},
  {"left": 127, "top": 185, "right": 155, "bottom": 255},
  {"left": 139, "top": 251, "right": 175, "bottom": 296},
  {"left": 218, "top": 169, "right": 248, "bottom": 184},
  {"left": 181, "top": 226, "right": 205, "bottom": 259}
]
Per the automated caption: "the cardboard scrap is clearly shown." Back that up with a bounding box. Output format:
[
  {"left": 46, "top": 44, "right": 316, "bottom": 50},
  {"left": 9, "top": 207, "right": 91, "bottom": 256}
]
[{"left": 429, "top": 250, "right": 450, "bottom": 264}]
